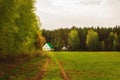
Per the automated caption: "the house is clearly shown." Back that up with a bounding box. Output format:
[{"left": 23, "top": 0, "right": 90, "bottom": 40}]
[
  {"left": 61, "top": 46, "right": 67, "bottom": 51},
  {"left": 43, "top": 43, "right": 54, "bottom": 51}
]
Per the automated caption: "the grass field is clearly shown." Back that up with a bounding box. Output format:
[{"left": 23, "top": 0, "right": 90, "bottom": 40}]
[
  {"left": 53, "top": 52, "right": 120, "bottom": 80},
  {"left": 0, "top": 52, "right": 120, "bottom": 80}
]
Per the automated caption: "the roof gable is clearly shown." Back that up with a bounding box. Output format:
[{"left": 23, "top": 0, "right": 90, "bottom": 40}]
[{"left": 46, "top": 43, "right": 54, "bottom": 48}]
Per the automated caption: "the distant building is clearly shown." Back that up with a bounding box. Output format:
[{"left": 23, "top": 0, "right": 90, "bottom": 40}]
[
  {"left": 43, "top": 43, "right": 54, "bottom": 51},
  {"left": 61, "top": 46, "right": 67, "bottom": 51}
]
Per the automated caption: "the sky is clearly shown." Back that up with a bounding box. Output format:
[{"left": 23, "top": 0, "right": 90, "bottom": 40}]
[{"left": 35, "top": 0, "right": 120, "bottom": 30}]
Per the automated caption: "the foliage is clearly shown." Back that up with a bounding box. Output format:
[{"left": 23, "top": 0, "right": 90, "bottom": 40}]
[
  {"left": 0, "top": 0, "right": 21, "bottom": 55},
  {"left": 0, "top": 0, "right": 43, "bottom": 57},
  {"left": 68, "top": 28, "right": 80, "bottom": 51},
  {"left": 113, "top": 33, "right": 119, "bottom": 51},
  {"left": 35, "top": 33, "right": 46, "bottom": 49},
  {"left": 101, "top": 41, "right": 105, "bottom": 51},
  {"left": 42, "top": 26, "right": 120, "bottom": 51},
  {"left": 86, "top": 29, "right": 99, "bottom": 51},
  {"left": 42, "top": 28, "right": 69, "bottom": 51}
]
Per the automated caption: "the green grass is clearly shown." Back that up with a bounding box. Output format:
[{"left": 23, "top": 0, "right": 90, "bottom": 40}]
[
  {"left": 43, "top": 53, "right": 62, "bottom": 80},
  {"left": 54, "top": 52, "right": 120, "bottom": 80},
  {"left": 1, "top": 52, "right": 120, "bottom": 80}
]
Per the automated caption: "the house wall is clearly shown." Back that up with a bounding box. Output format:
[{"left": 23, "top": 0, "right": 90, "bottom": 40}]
[{"left": 43, "top": 44, "right": 51, "bottom": 51}]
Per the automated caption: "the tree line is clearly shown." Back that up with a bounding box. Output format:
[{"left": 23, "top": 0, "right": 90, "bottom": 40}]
[
  {"left": 0, "top": 0, "right": 44, "bottom": 58},
  {"left": 42, "top": 26, "right": 120, "bottom": 51}
]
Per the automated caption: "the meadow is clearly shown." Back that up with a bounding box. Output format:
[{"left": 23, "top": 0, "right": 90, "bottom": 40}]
[
  {"left": 53, "top": 52, "right": 120, "bottom": 80},
  {"left": 1, "top": 52, "right": 120, "bottom": 80}
]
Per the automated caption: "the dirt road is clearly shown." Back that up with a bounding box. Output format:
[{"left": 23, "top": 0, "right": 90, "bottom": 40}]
[
  {"left": 32, "top": 56, "right": 69, "bottom": 80},
  {"left": 32, "top": 58, "right": 50, "bottom": 80}
]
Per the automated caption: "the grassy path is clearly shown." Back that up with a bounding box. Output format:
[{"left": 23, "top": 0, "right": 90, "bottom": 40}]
[
  {"left": 32, "top": 58, "right": 50, "bottom": 80},
  {"left": 50, "top": 52, "right": 69, "bottom": 80},
  {"left": 42, "top": 52, "right": 69, "bottom": 80},
  {"left": 0, "top": 52, "right": 70, "bottom": 80},
  {"left": 57, "top": 60, "right": 69, "bottom": 80}
]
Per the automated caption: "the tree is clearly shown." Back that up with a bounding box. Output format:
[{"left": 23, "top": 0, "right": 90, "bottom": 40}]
[
  {"left": 35, "top": 33, "right": 46, "bottom": 50},
  {"left": 106, "top": 32, "right": 114, "bottom": 51},
  {"left": 101, "top": 41, "right": 105, "bottom": 51},
  {"left": 0, "top": 0, "right": 42, "bottom": 57},
  {"left": 113, "top": 33, "right": 119, "bottom": 51},
  {"left": 42, "top": 28, "right": 69, "bottom": 51},
  {"left": 68, "top": 28, "right": 80, "bottom": 51},
  {"left": 78, "top": 28, "right": 87, "bottom": 50},
  {"left": 86, "top": 29, "right": 99, "bottom": 51},
  {"left": 42, "top": 26, "right": 120, "bottom": 51},
  {"left": 0, "top": 0, "right": 21, "bottom": 55}
]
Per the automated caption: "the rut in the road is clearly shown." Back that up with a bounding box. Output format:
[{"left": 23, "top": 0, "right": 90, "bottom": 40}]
[
  {"left": 32, "top": 58, "right": 50, "bottom": 80},
  {"left": 32, "top": 56, "right": 69, "bottom": 80},
  {"left": 56, "top": 60, "right": 69, "bottom": 80}
]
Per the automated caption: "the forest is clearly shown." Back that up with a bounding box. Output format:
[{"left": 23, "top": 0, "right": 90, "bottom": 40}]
[
  {"left": 42, "top": 26, "right": 120, "bottom": 51},
  {"left": 0, "top": 0, "right": 44, "bottom": 58}
]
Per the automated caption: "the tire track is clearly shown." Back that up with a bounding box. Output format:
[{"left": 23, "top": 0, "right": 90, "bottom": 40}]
[
  {"left": 32, "top": 58, "right": 50, "bottom": 80},
  {"left": 56, "top": 60, "right": 69, "bottom": 80},
  {"left": 32, "top": 54, "right": 69, "bottom": 80}
]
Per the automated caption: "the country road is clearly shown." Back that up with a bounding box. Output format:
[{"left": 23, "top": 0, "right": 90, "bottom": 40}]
[{"left": 32, "top": 53, "right": 69, "bottom": 80}]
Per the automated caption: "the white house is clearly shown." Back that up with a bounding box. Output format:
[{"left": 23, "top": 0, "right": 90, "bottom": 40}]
[
  {"left": 61, "top": 46, "right": 67, "bottom": 51},
  {"left": 43, "top": 43, "right": 54, "bottom": 51}
]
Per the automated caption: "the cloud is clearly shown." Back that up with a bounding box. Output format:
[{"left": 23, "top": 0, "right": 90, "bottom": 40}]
[
  {"left": 76, "top": 0, "right": 102, "bottom": 5},
  {"left": 35, "top": 0, "right": 120, "bottom": 30},
  {"left": 98, "top": 0, "right": 120, "bottom": 19},
  {"left": 48, "top": 0, "right": 102, "bottom": 6}
]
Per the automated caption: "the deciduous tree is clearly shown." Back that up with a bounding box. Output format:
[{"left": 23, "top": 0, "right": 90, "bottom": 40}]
[
  {"left": 86, "top": 29, "right": 99, "bottom": 51},
  {"left": 68, "top": 28, "right": 80, "bottom": 51}
]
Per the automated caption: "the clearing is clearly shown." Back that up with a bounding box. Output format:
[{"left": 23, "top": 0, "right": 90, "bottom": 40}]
[
  {"left": 54, "top": 52, "right": 120, "bottom": 80},
  {"left": 0, "top": 52, "right": 120, "bottom": 80}
]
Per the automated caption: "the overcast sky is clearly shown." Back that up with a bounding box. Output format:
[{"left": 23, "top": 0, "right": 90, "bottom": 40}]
[{"left": 35, "top": 0, "right": 120, "bottom": 30}]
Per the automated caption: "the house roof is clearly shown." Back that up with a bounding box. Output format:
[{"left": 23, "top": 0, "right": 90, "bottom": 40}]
[{"left": 46, "top": 43, "right": 54, "bottom": 48}]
